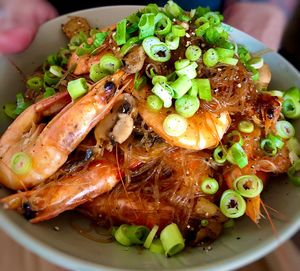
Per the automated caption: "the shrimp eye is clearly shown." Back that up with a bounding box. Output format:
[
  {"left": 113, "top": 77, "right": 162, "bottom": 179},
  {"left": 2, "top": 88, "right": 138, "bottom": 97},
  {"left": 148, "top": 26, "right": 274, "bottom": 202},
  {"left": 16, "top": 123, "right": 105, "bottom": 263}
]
[
  {"left": 22, "top": 202, "right": 36, "bottom": 220},
  {"left": 104, "top": 81, "right": 115, "bottom": 92}
]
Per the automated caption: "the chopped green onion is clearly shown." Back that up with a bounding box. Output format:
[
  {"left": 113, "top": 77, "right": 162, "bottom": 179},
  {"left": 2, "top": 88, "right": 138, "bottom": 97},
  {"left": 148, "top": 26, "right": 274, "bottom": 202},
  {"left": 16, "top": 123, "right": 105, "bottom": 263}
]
[
  {"left": 165, "top": 32, "right": 180, "bottom": 50},
  {"left": 26, "top": 76, "right": 43, "bottom": 91},
  {"left": 187, "top": 81, "right": 198, "bottom": 97},
  {"left": 275, "top": 120, "right": 295, "bottom": 139},
  {"left": 223, "top": 219, "right": 235, "bottom": 229},
  {"left": 76, "top": 43, "right": 95, "bottom": 56},
  {"left": 49, "top": 65, "right": 63, "bottom": 78},
  {"left": 144, "top": 225, "right": 159, "bottom": 249},
  {"left": 126, "top": 225, "right": 150, "bottom": 245},
  {"left": 152, "top": 75, "right": 167, "bottom": 85},
  {"left": 99, "top": 54, "right": 122, "bottom": 74},
  {"left": 89, "top": 63, "right": 108, "bottom": 82},
  {"left": 170, "top": 75, "right": 192, "bottom": 99},
  {"left": 10, "top": 152, "right": 32, "bottom": 175},
  {"left": 233, "top": 175, "right": 263, "bottom": 198},
  {"left": 142, "top": 36, "right": 161, "bottom": 56},
  {"left": 213, "top": 145, "right": 227, "bottom": 164},
  {"left": 151, "top": 82, "right": 173, "bottom": 108},
  {"left": 195, "top": 22, "right": 210, "bottom": 37},
  {"left": 134, "top": 74, "right": 147, "bottom": 91},
  {"left": 237, "top": 46, "right": 251, "bottom": 64},
  {"left": 185, "top": 45, "right": 202, "bottom": 61},
  {"left": 175, "top": 62, "right": 198, "bottom": 79},
  {"left": 47, "top": 54, "right": 58, "bottom": 66},
  {"left": 288, "top": 159, "right": 300, "bottom": 186},
  {"left": 175, "top": 95, "right": 200, "bottom": 118},
  {"left": 69, "top": 32, "right": 87, "bottom": 50},
  {"left": 171, "top": 25, "right": 186, "bottom": 37},
  {"left": 267, "top": 134, "right": 284, "bottom": 149},
  {"left": 163, "top": 114, "right": 188, "bottom": 137},
  {"left": 114, "top": 224, "right": 132, "bottom": 246},
  {"left": 155, "top": 14, "right": 172, "bottom": 36},
  {"left": 15, "top": 93, "right": 30, "bottom": 115},
  {"left": 220, "top": 57, "right": 238, "bottom": 66},
  {"left": 149, "top": 43, "right": 171, "bottom": 62},
  {"left": 226, "top": 143, "right": 248, "bottom": 168},
  {"left": 260, "top": 138, "right": 277, "bottom": 156},
  {"left": 149, "top": 239, "right": 165, "bottom": 254},
  {"left": 238, "top": 120, "right": 254, "bottom": 134},
  {"left": 220, "top": 189, "right": 246, "bottom": 218},
  {"left": 160, "top": 223, "right": 185, "bottom": 256},
  {"left": 142, "top": 3, "right": 160, "bottom": 14},
  {"left": 287, "top": 137, "right": 300, "bottom": 156},
  {"left": 44, "top": 71, "right": 60, "bottom": 86},
  {"left": 164, "top": 0, "right": 184, "bottom": 19},
  {"left": 115, "top": 19, "right": 127, "bottom": 45},
  {"left": 93, "top": 32, "right": 108, "bottom": 47},
  {"left": 201, "top": 220, "right": 209, "bottom": 227},
  {"left": 120, "top": 37, "right": 140, "bottom": 56},
  {"left": 147, "top": 95, "right": 164, "bottom": 111},
  {"left": 282, "top": 87, "right": 300, "bottom": 119},
  {"left": 193, "top": 78, "right": 212, "bottom": 101},
  {"left": 227, "top": 130, "right": 243, "bottom": 146},
  {"left": 138, "top": 13, "right": 155, "bottom": 40},
  {"left": 43, "top": 87, "right": 56, "bottom": 98},
  {"left": 67, "top": 78, "right": 88, "bottom": 100},
  {"left": 203, "top": 48, "right": 219, "bottom": 67},
  {"left": 215, "top": 47, "right": 234, "bottom": 59},
  {"left": 174, "top": 59, "right": 190, "bottom": 71},
  {"left": 204, "top": 11, "right": 222, "bottom": 26},
  {"left": 3, "top": 103, "right": 18, "bottom": 119},
  {"left": 269, "top": 90, "right": 284, "bottom": 97},
  {"left": 248, "top": 57, "right": 264, "bottom": 69},
  {"left": 201, "top": 177, "right": 219, "bottom": 195}
]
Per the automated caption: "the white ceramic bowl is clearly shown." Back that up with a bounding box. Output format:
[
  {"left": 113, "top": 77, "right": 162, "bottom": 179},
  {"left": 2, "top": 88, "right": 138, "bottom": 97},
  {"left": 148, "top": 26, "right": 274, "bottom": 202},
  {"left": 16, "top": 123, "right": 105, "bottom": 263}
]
[{"left": 0, "top": 6, "right": 300, "bottom": 271}]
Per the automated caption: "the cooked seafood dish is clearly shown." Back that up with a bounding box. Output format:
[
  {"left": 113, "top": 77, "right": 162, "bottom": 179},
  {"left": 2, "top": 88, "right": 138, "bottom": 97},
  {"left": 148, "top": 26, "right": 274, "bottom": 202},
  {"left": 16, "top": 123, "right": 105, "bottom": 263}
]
[{"left": 1, "top": 1, "right": 300, "bottom": 256}]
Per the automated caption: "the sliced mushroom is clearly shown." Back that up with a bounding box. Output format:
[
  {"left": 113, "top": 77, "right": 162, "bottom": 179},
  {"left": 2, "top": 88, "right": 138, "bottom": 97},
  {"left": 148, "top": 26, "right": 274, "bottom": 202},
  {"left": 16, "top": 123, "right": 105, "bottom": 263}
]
[
  {"left": 94, "top": 94, "right": 137, "bottom": 146},
  {"left": 123, "top": 46, "right": 146, "bottom": 74},
  {"left": 256, "top": 64, "right": 271, "bottom": 90},
  {"left": 62, "top": 17, "right": 91, "bottom": 39}
]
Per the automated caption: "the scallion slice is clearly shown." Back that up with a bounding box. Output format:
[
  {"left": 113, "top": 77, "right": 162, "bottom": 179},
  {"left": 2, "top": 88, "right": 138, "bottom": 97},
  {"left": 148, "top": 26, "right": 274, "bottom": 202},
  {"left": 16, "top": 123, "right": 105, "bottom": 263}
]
[
  {"left": 288, "top": 159, "right": 300, "bottom": 186},
  {"left": 227, "top": 130, "right": 243, "bottom": 146},
  {"left": 155, "top": 13, "right": 172, "bottom": 36},
  {"left": 226, "top": 143, "right": 248, "bottom": 168},
  {"left": 3, "top": 103, "right": 18, "bottom": 119},
  {"left": 275, "top": 120, "right": 295, "bottom": 139},
  {"left": 170, "top": 75, "right": 192, "bottom": 99},
  {"left": 220, "top": 190, "right": 246, "bottom": 218},
  {"left": 238, "top": 120, "right": 254, "bottom": 134},
  {"left": 138, "top": 13, "right": 155, "bottom": 39},
  {"left": 115, "top": 18, "right": 127, "bottom": 45},
  {"left": 174, "top": 59, "right": 190, "bottom": 71},
  {"left": 163, "top": 114, "right": 188, "bottom": 137},
  {"left": 114, "top": 224, "right": 132, "bottom": 246},
  {"left": 149, "top": 239, "right": 165, "bottom": 254},
  {"left": 149, "top": 43, "right": 171, "bottom": 62},
  {"left": 67, "top": 78, "right": 88, "bottom": 100},
  {"left": 267, "top": 134, "right": 284, "bottom": 149},
  {"left": 282, "top": 87, "right": 300, "bottom": 119},
  {"left": 248, "top": 57, "right": 264, "bottom": 69},
  {"left": 142, "top": 36, "right": 161, "bottom": 56},
  {"left": 160, "top": 223, "right": 185, "bottom": 256},
  {"left": 175, "top": 95, "right": 200, "bottom": 118},
  {"left": 89, "top": 63, "right": 108, "bottom": 82},
  {"left": 213, "top": 145, "right": 227, "bottom": 164},
  {"left": 26, "top": 76, "right": 43, "bottom": 91},
  {"left": 193, "top": 78, "right": 212, "bottom": 101},
  {"left": 175, "top": 62, "right": 198, "bottom": 79},
  {"left": 287, "top": 137, "right": 300, "bottom": 156},
  {"left": 43, "top": 87, "right": 56, "bottom": 98},
  {"left": 171, "top": 25, "right": 186, "bottom": 37},
  {"left": 144, "top": 225, "right": 159, "bottom": 249},
  {"left": 185, "top": 45, "right": 202, "bottom": 61},
  {"left": 152, "top": 75, "right": 167, "bottom": 85},
  {"left": 93, "top": 31, "right": 108, "bottom": 47},
  {"left": 120, "top": 37, "right": 140, "bottom": 56},
  {"left": 126, "top": 225, "right": 150, "bottom": 245},
  {"left": 151, "top": 82, "right": 173, "bottom": 108},
  {"left": 10, "top": 152, "right": 32, "bottom": 175},
  {"left": 49, "top": 65, "right": 64, "bottom": 78},
  {"left": 203, "top": 48, "right": 219, "bottom": 67},
  {"left": 99, "top": 54, "right": 122, "bottom": 74},
  {"left": 233, "top": 175, "right": 263, "bottom": 198},
  {"left": 165, "top": 32, "right": 180, "bottom": 50},
  {"left": 164, "top": 0, "right": 184, "bottom": 19},
  {"left": 201, "top": 177, "right": 219, "bottom": 195}
]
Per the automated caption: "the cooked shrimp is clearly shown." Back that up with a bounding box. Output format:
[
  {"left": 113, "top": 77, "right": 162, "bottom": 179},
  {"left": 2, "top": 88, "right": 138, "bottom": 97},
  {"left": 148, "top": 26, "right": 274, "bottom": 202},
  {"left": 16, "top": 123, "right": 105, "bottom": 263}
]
[
  {"left": 128, "top": 84, "right": 231, "bottom": 150},
  {"left": 0, "top": 70, "right": 128, "bottom": 190},
  {"left": 1, "top": 151, "right": 141, "bottom": 223}
]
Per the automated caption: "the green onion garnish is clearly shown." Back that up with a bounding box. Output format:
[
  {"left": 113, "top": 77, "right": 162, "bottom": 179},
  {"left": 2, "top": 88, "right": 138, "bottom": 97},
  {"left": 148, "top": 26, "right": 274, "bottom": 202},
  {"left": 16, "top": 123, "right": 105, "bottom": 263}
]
[
  {"left": 174, "top": 59, "right": 190, "bottom": 71},
  {"left": 201, "top": 177, "right": 219, "bottom": 195},
  {"left": 287, "top": 137, "right": 300, "bottom": 156},
  {"left": 226, "top": 143, "right": 248, "bottom": 168},
  {"left": 49, "top": 65, "right": 64, "bottom": 78},
  {"left": 26, "top": 76, "right": 43, "bottom": 91},
  {"left": 220, "top": 189, "right": 246, "bottom": 218},
  {"left": 164, "top": 0, "right": 184, "bottom": 19},
  {"left": 99, "top": 54, "right": 122, "bottom": 74},
  {"left": 266, "top": 134, "right": 284, "bottom": 149},
  {"left": 67, "top": 78, "right": 88, "bottom": 100},
  {"left": 203, "top": 48, "right": 219, "bottom": 67},
  {"left": 213, "top": 145, "right": 227, "bottom": 164},
  {"left": 276, "top": 120, "right": 295, "bottom": 139},
  {"left": 44, "top": 71, "right": 60, "bottom": 86},
  {"left": 185, "top": 45, "right": 202, "bottom": 61},
  {"left": 142, "top": 36, "right": 161, "bottom": 56},
  {"left": 134, "top": 74, "right": 147, "bottom": 91},
  {"left": 126, "top": 225, "right": 150, "bottom": 245},
  {"left": 3, "top": 103, "right": 18, "bottom": 119},
  {"left": 248, "top": 57, "right": 264, "bottom": 69},
  {"left": 115, "top": 18, "right": 127, "bottom": 46},
  {"left": 288, "top": 159, "right": 300, "bottom": 186},
  {"left": 165, "top": 32, "right": 180, "bottom": 50},
  {"left": 114, "top": 224, "right": 132, "bottom": 246},
  {"left": 138, "top": 13, "right": 155, "bottom": 40},
  {"left": 89, "top": 63, "right": 108, "bottom": 82},
  {"left": 120, "top": 37, "right": 140, "bottom": 56},
  {"left": 160, "top": 223, "right": 185, "bottom": 257},
  {"left": 15, "top": 93, "right": 30, "bottom": 115},
  {"left": 151, "top": 82, "right": 173, "bottom": 108},
  {"left": 93, "top": 31, "right": 108, "bottom": 47},
  {"left": 282, "top": 87, "right": 300, "bottom": 119},
  {"left": 149, "top": 43, "right": 171, "bottom": 62},
  {"left": 170, "top": 75, "right": 192, "bottom": 99},
  {"left": 152, "top": 75, "right": 167, "bottom": 85},
  {"left": 171, "top": 25, "right": 186, "bottom": 37},
  {"left": 155, "top": 13, "right": 172, "bottom": 36},
  {"left": 163, "top": 114, "right": 188, "bottom": 137},
  {"left": 238, "top": 120, "right": 254, "bottom": 134},
  {"left": 227, "top": 130, "right": 243, "bottom": 146},
  {"left": 175, "top": 95, "right": 200, "bottom": 118},
  {"left": 10, "top": 152, "right": 32, "bottom": 175},
  {"left": 260, "top": 138, "right": 277, "bottom": 156},
  {"left": 43, "top": 87, "right": 56, "bottom": 98},
  {"left": 233, "top": 175, "right": 263, "bottom": 198},
  {"left": 193, "top": 78, "right": 212, "bottom": 101},
  {"left": 175, "top": 62, "right": 198, "bottom": 79},
  {"left": 147, "top": 95, "right": 163, "bottom": 111},
  {"left": 149, "top": 239, "right": 165, "bottom": 254},
  {"left": 144, "top": 225, "right": 159, "bottom": 249}
]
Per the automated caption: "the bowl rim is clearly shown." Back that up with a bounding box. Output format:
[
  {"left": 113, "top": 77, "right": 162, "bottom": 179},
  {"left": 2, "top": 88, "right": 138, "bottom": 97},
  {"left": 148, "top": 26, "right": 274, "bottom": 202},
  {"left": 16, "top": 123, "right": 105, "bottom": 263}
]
[{"left": 0, "top": 5, "right": 300, "bottom": 271}]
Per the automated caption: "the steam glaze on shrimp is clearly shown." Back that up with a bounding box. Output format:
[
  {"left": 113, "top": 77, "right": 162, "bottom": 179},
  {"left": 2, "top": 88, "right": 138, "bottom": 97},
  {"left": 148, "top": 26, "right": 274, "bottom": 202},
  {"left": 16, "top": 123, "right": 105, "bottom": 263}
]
[{"left": 0, "top": 70, "right": 128, "bottom": 190}]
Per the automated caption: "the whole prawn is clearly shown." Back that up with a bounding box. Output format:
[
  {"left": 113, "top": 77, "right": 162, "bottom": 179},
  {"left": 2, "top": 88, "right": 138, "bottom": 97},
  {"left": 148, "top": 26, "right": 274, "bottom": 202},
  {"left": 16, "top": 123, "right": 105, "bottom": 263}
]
[{"left": 0, "top": 70, "right": 129, "bottom": 190}]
